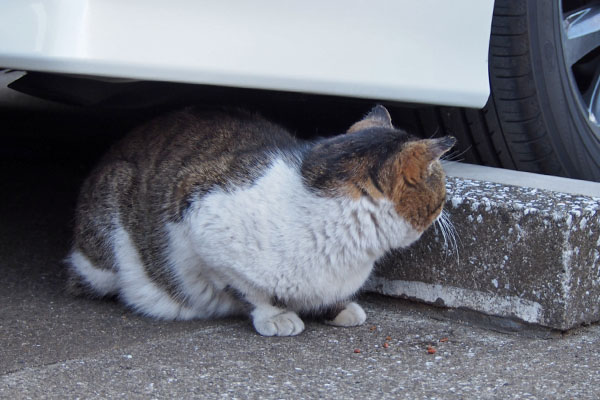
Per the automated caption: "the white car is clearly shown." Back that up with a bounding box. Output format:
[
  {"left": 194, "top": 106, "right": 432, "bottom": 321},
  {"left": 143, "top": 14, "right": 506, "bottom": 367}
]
[{"left": 1, "top": 0, "right": 598, "bottom": 181}]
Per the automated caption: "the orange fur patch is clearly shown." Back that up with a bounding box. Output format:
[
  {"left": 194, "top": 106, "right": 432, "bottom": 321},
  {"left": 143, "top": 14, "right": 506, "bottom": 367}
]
[
  {"left": 344, "top": 177, "right": 386, "bottom": 200},
  {"left": 398, "top": 141, "right": 431, "bottom": 185},
  {"left": 385, "top": 141, "right": 449, "bottom": 231}
]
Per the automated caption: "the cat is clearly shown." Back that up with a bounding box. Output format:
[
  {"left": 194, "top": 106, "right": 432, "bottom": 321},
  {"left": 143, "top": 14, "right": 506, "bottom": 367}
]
[{"left": 65, "top": 105, "right": 455, "bottom": 336}]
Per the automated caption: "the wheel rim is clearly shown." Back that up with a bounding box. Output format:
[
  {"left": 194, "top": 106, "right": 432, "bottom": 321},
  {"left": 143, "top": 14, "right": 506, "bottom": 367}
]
[{"left": 560, "top": 0, "right": 600, "bottom": 138}]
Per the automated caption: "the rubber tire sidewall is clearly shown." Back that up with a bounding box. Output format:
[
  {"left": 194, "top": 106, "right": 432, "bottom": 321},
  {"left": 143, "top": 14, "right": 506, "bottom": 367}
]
[{"left": 529, "top": 0, "right": 600, "bottom": 181}]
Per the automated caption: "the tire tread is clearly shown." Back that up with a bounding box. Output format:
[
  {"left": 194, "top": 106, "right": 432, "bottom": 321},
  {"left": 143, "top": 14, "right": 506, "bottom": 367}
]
[{"left": 407, "top": 0, "right": 598, "bottom": 180}]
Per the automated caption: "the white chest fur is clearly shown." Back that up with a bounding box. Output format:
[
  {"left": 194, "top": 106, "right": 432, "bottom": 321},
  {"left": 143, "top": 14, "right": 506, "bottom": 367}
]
[{"left": 171, "top": 158, "right": 421, "bottom": 312}]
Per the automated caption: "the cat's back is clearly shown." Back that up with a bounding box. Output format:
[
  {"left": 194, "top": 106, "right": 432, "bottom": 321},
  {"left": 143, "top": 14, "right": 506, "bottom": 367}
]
[
  {"left": 68, "top": 107, "right": 301, "bottom": 299},
  {"left": 85, "top": 107, "right": 301, "bottom": 219},
  {"left": 104, "top": 107, "right": 297, "bottom": 172}
]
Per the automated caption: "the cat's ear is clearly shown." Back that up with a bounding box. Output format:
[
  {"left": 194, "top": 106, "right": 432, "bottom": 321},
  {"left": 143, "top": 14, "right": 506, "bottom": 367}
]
[
  {"left": 399, "top": 136, "right": 456, "bottom": 185},
  {"left": 347, "top": 105, "right": 393, "bottom": 133}
]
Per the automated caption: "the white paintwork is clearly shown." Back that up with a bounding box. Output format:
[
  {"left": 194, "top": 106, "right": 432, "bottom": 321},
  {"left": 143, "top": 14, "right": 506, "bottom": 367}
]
[{"left": 0, "top": 0, "right": 494, "bottom": 107}]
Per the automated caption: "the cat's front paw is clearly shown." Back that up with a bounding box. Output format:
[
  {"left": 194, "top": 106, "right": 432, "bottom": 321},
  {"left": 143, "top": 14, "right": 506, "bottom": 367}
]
[
  {"left": 252, "top": 310, "right": 305, "bottom": 336},
  {"left": 325, "top": 302, "right": 367, "bottom": 327}
]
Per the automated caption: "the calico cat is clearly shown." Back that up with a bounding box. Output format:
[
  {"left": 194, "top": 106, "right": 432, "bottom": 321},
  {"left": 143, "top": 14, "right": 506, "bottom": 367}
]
[{"left": 66, "top": 105, "right": 455, "bottom": 336}]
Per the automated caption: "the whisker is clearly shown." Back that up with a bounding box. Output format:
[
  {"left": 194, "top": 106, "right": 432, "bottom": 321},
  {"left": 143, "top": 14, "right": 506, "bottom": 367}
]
[
  {"left": 441, "top": 145, "right": 471, "bottom": 162},
  {"left": 435, "top": 209, "right": 460, "bottom": 265}
]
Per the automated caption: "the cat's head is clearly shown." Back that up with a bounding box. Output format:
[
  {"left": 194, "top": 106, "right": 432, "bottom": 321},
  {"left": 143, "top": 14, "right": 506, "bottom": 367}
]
[
  {"left": 303, "top": 105, "right": 455, "bottom": 232},
  {"left": 348, "top": 106, "right": 455, "bottom": 231}
]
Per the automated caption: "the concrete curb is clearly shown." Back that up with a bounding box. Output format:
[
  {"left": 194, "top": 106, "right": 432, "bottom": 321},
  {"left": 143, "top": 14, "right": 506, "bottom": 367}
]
[{"left": 367, "top": 163, "right": 600, "bottom": 330}]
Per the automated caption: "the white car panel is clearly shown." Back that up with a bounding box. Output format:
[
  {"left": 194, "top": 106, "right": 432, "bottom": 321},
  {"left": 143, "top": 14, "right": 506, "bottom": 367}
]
[{"left": 0, "top": 0, "right": 494, "bottom": 107}]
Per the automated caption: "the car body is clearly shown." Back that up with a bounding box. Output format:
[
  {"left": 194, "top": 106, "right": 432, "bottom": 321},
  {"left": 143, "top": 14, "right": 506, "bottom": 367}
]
[
  {"left": 2, "top": 0, "right": 600, "bottom": 181},
  {"left": 0, "top": 0, "right": 494, "bottom": 108}
]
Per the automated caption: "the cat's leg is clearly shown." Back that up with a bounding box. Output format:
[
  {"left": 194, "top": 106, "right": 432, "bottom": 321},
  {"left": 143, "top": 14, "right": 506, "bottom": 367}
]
[
  {"left": 67, "top": 161, "right": 132, "bottom": 299},
  {"left": 246, "top": 294, "right": 305, "bottom": 336},
  {"left": 251, "top": 304, "right": 305, "bottom": 336},
  {"left": 324, "top": 302, "right": 367, "bottom": 327}
]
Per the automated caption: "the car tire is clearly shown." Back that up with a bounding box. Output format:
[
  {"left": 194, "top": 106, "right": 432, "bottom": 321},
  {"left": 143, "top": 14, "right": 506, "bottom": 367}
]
[{"left": 415, "top": 0, "right": 600, "bottom": 182}]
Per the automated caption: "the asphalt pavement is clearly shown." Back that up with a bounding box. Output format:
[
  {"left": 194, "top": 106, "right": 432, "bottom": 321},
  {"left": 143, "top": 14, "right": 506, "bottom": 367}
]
[{"left": 1, "top": 95, "right": 600, "bottom": 399}]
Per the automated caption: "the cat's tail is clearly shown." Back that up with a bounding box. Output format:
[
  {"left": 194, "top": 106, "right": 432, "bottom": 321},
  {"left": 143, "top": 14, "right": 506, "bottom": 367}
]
[{"left": 64, "top": 249, "right": 119, "bottom": 298}]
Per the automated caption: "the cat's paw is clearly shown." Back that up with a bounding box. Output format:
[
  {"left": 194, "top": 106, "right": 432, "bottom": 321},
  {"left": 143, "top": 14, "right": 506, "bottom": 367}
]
[
  {"left": 252, "top": 310, "right": 305, "bottom": 336},
  {"left": 325, "top": 302, "right": 367, "bottom": 327}
]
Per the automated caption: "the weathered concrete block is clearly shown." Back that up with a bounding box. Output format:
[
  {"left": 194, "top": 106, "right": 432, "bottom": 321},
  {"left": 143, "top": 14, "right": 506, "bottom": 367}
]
[{"left": 367, "top": 164, "right": 600, "bottom": 330}]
